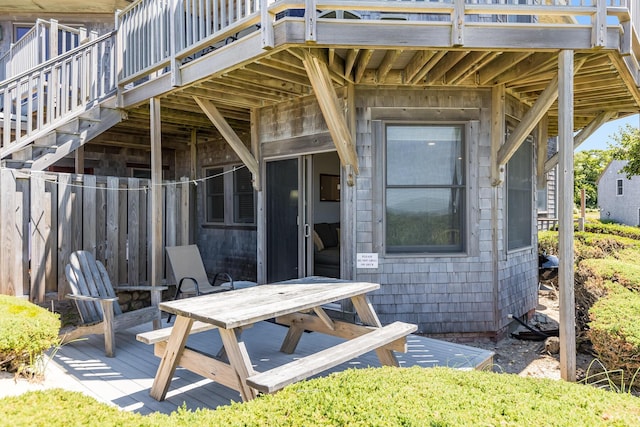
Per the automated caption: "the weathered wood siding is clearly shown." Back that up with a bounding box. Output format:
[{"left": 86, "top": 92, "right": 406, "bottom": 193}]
[
  {"left": 175, "top": 132, "right": 257, "bottom": 282},
  {"left": 0, "top": 169, "right": 189, "bottom": 301},
  {"left": 350, "top": 88, "right": 538, "bottom": 337}
]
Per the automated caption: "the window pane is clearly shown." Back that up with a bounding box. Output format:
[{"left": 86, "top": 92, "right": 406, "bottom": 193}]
[
  {"left": 205, "top": 168, "right": 224, "bottom": 223},
  {"left": 233, "top": 167, "right": 254, "bottom": 223},
  {"left": 385, "top": 124, "right": 465, "bottom": 254},
  {"left": 387, "top": 125, "right": 463, "bottom": 186},
  {"left": 386, "top": 188, "right": 463, "bottom": 253},
  {"left": 507, "top": 140, "right": 532, "bottom": 250}
]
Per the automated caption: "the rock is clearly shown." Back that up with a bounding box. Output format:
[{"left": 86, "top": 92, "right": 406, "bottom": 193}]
[{"left": 544, "top": 337, "right": 560, "bottom": 354}]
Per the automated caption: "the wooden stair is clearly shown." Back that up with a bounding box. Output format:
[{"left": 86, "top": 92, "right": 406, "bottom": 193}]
[{"left": 5, "top": 97, "right": 123, "bottom": 171}]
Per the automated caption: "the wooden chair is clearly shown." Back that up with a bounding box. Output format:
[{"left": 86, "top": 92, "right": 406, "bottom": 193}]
[
  {"left": 165, "top": 245, "right": 234, "bottom": 322},
  {"left": 61, "top": 250, "right": 166, "bottom": 357}
]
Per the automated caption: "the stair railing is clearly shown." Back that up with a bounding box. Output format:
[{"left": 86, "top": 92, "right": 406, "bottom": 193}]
[
  {"left": 0, "top": 19, "right": 84, "bottom": 82},
  {"left": 0, "top": 30, "right": 117, "bottom": 159}
]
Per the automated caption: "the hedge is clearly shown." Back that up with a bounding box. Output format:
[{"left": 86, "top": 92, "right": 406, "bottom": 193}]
[
  {"left": 0, "top": 295, "right": 60, "bottom": 375},
  {"left": 3, "top": 367, "right": 640, "bottom": 426}
]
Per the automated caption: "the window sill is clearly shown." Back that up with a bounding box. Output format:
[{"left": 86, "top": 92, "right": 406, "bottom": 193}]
[{"left": 201, "top": 223, "right": 257, "bottom": 231}]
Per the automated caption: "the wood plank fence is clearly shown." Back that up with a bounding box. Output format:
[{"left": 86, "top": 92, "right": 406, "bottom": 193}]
[{"left": 0, "top": 168, "right": 191, "bottom": 302}]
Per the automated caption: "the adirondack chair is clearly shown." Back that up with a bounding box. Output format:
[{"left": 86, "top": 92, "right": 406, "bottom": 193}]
[
  {"left": 164, "top": 245, "right": 234, "bottom": 322},
  {"left": 61, "top": 250, "right": 166, "bottom": 357}
]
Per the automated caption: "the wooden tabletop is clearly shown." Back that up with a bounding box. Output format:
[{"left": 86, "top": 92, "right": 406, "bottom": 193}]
[{"left": 158, "top": 281, "right": 380, "bottom": 329}]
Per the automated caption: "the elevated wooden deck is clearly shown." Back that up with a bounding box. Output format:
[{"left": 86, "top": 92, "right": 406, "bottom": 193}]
[{"left": 51, "top": 319, "right": 493, "bottom": 415}]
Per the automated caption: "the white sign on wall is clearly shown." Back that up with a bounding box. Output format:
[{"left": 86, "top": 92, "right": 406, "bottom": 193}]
[{"left": 356, "top": 253, "right": 379, "bottom": 269}]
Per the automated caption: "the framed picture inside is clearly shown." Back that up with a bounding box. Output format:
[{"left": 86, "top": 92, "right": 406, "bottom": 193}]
[{"left": 320, "top": 174, "right": 340, "bottom": 202}]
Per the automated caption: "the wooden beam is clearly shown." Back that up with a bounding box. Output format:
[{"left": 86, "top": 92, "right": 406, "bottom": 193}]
[
  {"left": 558, "top": 50, "right": 576, "bottom": 383},
  {"left": 250, "top": 108, "right": 262, "bottom": 191},
  {"left": 410, "top": 51, "right": 446, "bottom": 85},
  {"left": 301, "top": 50, "right": 359, "bottom": 174},
  {"left": 354, "top": 49, "right": 374, "bottom": 84},
  {"left": 491, "top": 85, "right": 505, "bottom": 186},
  {"left": 425, "top": 51, "right": 469, "bottom": 85},
  {"left": 344, "top": 49, "right": 360, "bottom": 79},
  {"left": 404, "top": 50, "right": 436, "bottom": 83},
  {"left": 544, "top": 110, "right": 617, "bottom": 173},
  {"left": 377, "top": 50, "right": 402, "bottom": 84},
  {"left": 536, "top": 114, "right": 549, "bottom": 189},
  {"left": 193, "top": 96, "right": 259, "bottom": 178},
  {"left": 497, "top": 75, "right": 558, "bottom": 166},
  {"left": 150, "top": 98, "right": 163, "bottom": 306},
  {"left": 478, "top": 52, "right": 532, "bottom": 85}
]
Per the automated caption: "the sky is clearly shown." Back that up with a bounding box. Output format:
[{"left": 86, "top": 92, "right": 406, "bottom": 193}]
[{"left": 576, "top": 114, "right": 640, "bottom": 152}]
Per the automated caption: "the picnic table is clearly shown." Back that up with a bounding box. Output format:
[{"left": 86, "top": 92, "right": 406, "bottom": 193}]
[{"left": 139, "top": 281, "right": 416, "bottom": 402}]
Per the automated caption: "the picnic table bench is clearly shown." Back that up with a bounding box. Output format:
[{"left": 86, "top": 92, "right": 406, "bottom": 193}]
[{"left": 137, "top": 281, "right": 417, "bottom": 402}]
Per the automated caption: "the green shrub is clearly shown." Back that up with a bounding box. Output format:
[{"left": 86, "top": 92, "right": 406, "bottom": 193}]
[
  {"left": 3, "top": 367, "right": 640, "bottom": 426},
  {"left": 589, "top": 285, "right": 640, "bottom": 378},
  {"left": 537, "top": 231, "right": 632, "bottom": 263},
  {"left": 583, "top": 221, "right": 640, "bottom": 241},
  {"left": 0, "top": 295, "right": 60, "bottom": 376}
]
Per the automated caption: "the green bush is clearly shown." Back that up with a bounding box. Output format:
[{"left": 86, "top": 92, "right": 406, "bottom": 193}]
[
  {"left": 3, "top": 367, "right": 640, "bottom": 426},
  {"left": 0, "top": 295, "right": 60, "bottom": 375},
  {"left": 537, "top": 231, "right": 632, "bottom": 263},
  {"left": 583, "top": 221, "right": 640, "bottom": 241},
  {"left": 589, "top": 285, "right": 640, "bottom": 378}
]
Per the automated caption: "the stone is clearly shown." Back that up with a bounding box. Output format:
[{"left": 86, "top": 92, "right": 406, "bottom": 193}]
[{"left": 544, "top": 336, "right": 560, "bottom": 354}]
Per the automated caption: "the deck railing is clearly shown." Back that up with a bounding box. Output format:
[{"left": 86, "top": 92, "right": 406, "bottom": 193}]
[
  {"left": 0, "top": 31, "right": 116, "bottom": 159},
  {"left": 115, "top": 0, "right": 640, "bottom": 89},
  {"left": 0, "top": 19, "right": 84, "bottom": 82}
]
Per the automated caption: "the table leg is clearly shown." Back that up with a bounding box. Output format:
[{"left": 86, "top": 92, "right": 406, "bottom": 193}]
[
  {"left": 150, "top": 315, "right": 194, "bottom": 401},
  {"left": 219, "top": 328, "right": 259, "bottom": 401},
  {"left": 280, "top": 324, "right": 305, "bottom": 354},
  {"left": 351, "top": 294, "right": 399, "bottom": 367}
]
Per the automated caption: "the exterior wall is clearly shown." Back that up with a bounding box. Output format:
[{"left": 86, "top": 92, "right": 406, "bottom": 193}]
[
  {"left": 175, "top": 131, "right": 258, "bottom": 282},
  {"left": 349, "top": 88, "right": 537, "bottom": 337},
  {"left": 598, "top": 160, "right": 640, "bottom": 226},
  {"left": 46, "top": 142, "right": 176, "bottom": 179}
]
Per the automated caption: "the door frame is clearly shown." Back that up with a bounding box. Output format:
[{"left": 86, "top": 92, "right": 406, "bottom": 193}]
[{"left": 258, "top": 152, "right": 343, "bottom": 284}]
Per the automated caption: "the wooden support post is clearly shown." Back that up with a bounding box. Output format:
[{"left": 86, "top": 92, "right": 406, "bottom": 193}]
[
  {"left": 452, "top": 0, "right": 465, "bottom": 46},
  {"left": 491, "top": 85, "right": 505, "bottom": 185},
  {"left": 536, "top": 115, "right": 549, "bottom": 189},
  {"left": 250, "top": 108, "right": 261, "bottom": 191},
  {"left": 305, "top": 0, "right": 317, "bottom": 43},
  {"left": 75, "top": 146, "right": 85, "bottom": 174},
  {"left": 260, "top": 0, "right": 274, "bottom": 49},
  {"left": 592, "top": 0, "right": 607, "bottom": 48},
  {"left": 150, "top": 98, "right": 163, "bottom": 310},
  {"left": 189, "top": 129, "right": 197, "bottom": 180},
  {"left": 558, "top": 50, "right": 576, "bottom": 382}
]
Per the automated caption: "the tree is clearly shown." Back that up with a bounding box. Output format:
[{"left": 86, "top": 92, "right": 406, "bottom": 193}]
[
  {"left": 608, "top": 123, "right": 640, "bottom": 178},
  {"left": 573, "top": 149, "right": 612, "bottom": 209}
]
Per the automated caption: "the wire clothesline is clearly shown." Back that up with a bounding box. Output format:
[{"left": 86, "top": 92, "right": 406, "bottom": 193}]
[{"left": 0, "top": 165, "right": 247, "bottom": 192}]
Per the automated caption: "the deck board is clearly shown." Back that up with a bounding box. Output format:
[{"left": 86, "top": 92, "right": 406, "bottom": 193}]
[{"left": 51, "top": 320, "right": 493, "bottom": 415}]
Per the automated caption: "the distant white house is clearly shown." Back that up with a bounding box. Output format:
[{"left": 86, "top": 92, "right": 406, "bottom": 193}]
[{"left": 598, "top": 160, "right": 640, "bottom": 226}]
